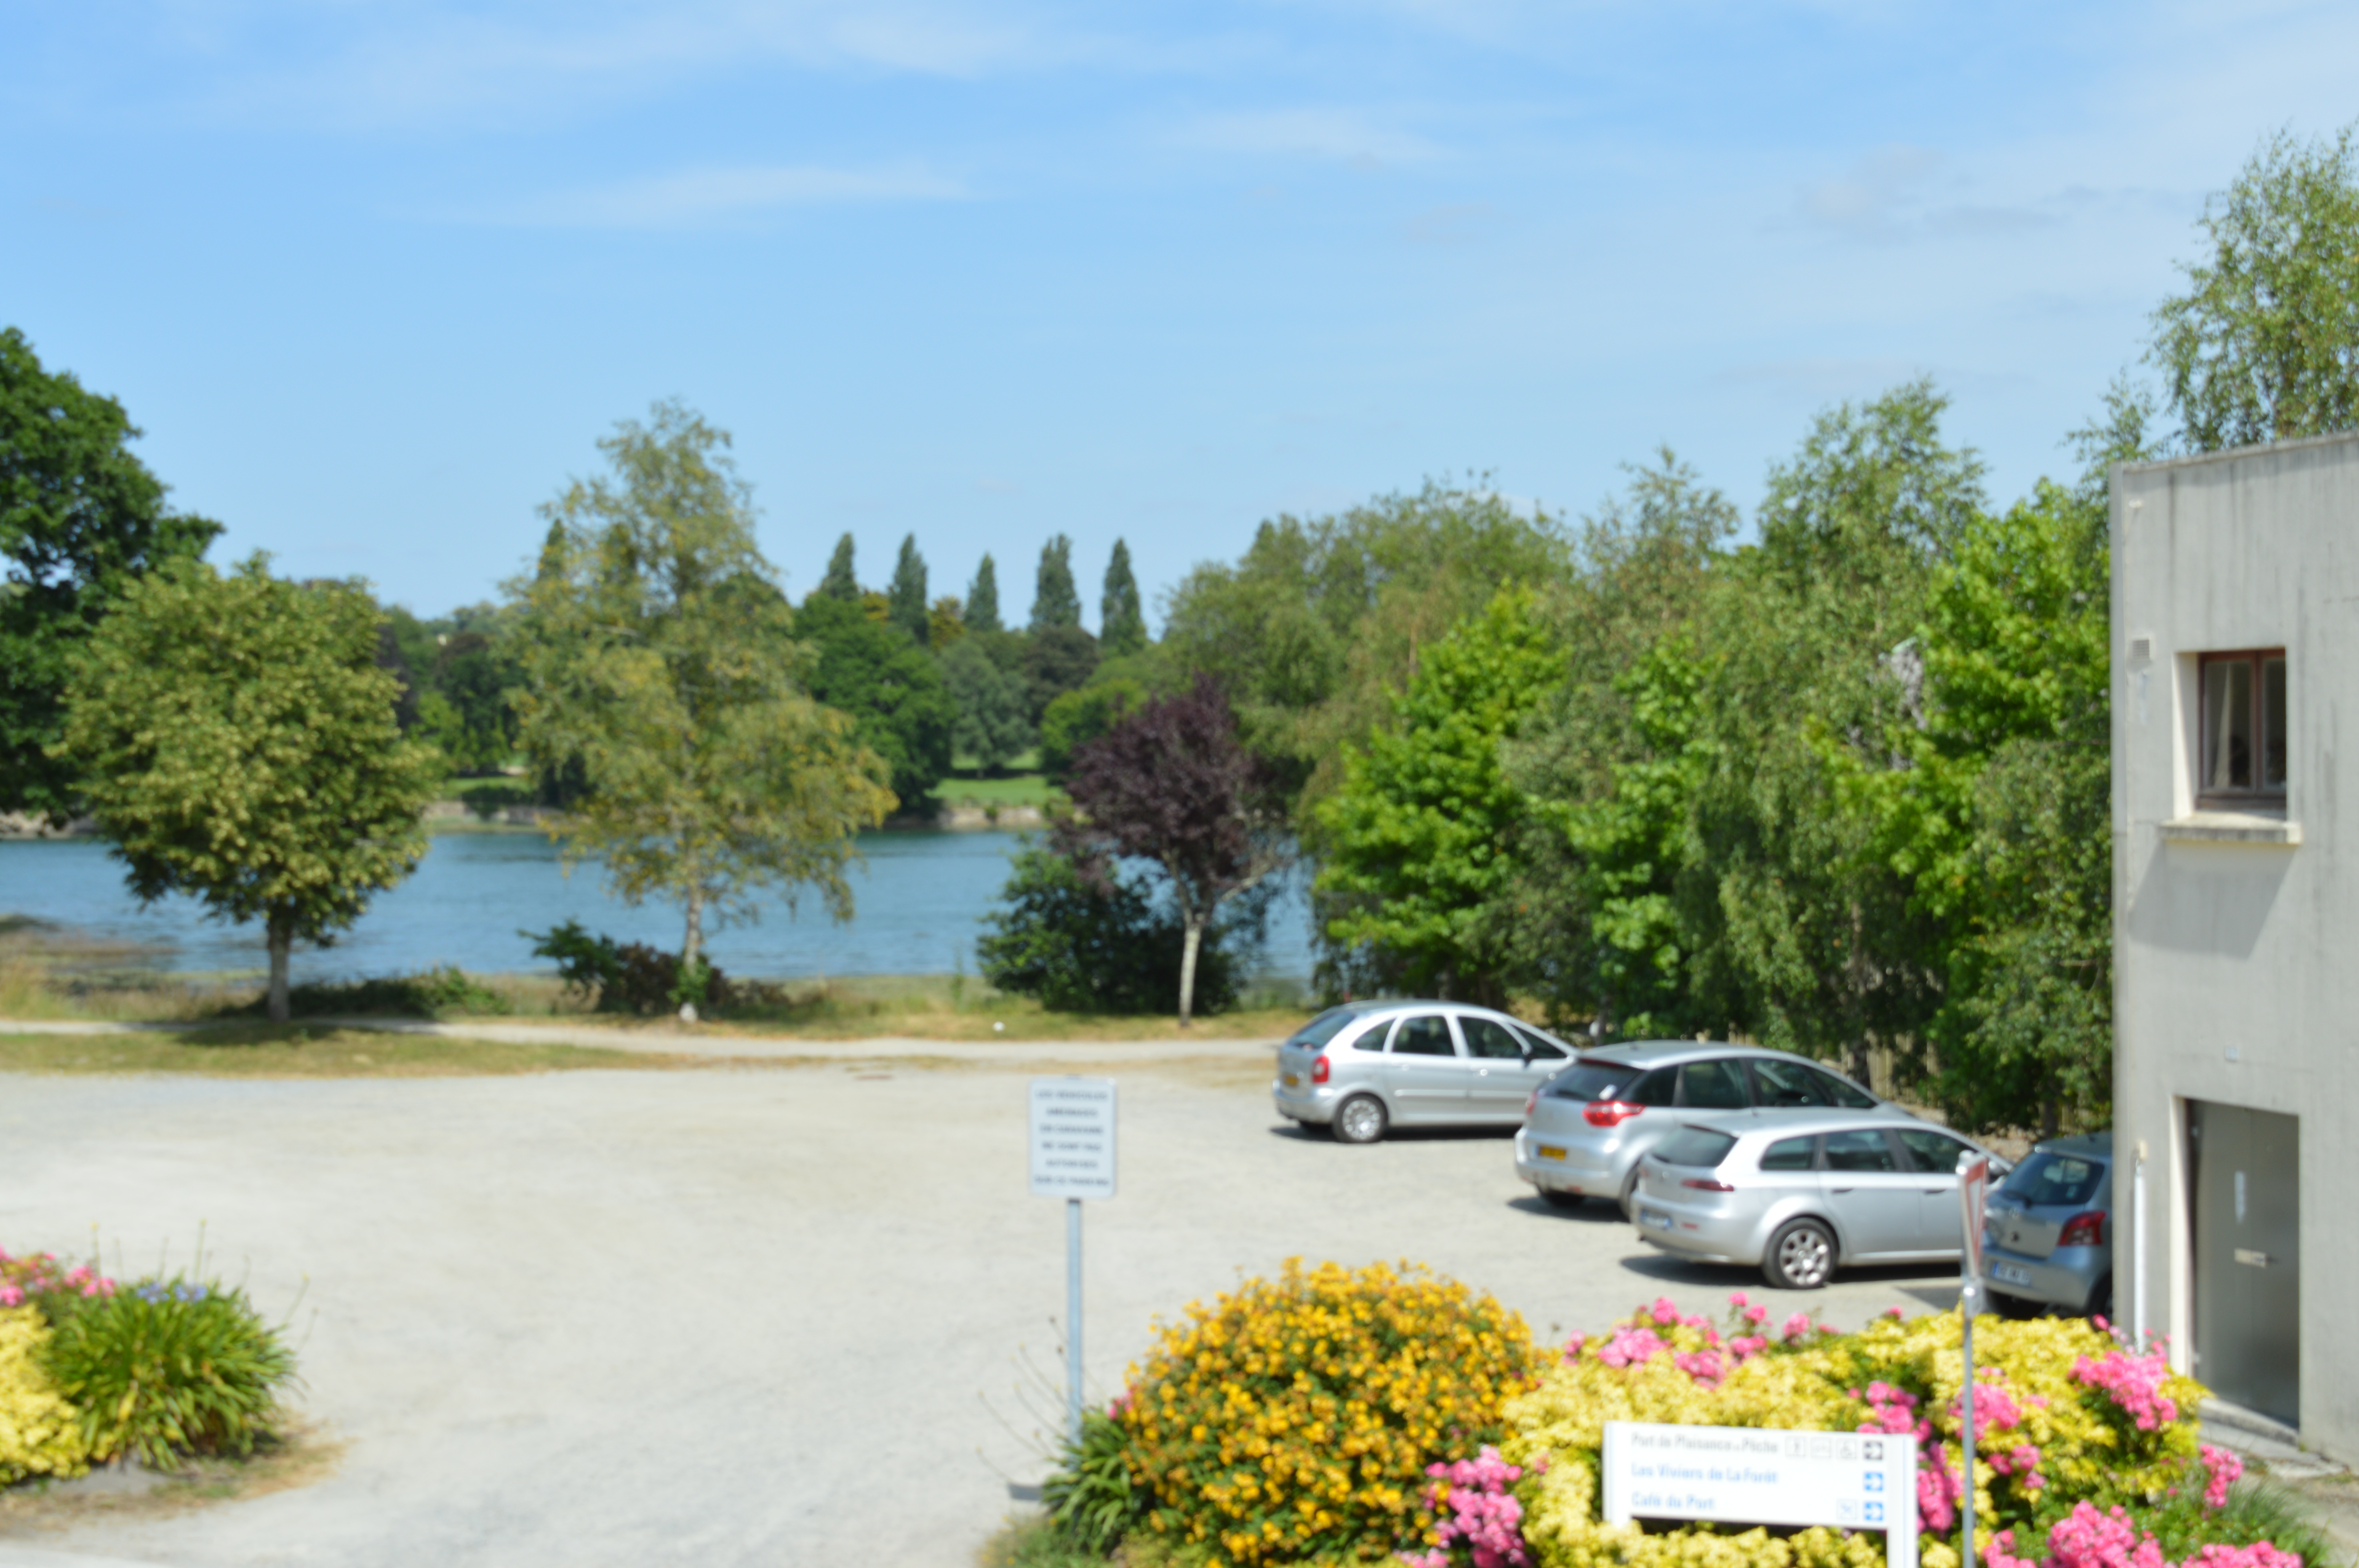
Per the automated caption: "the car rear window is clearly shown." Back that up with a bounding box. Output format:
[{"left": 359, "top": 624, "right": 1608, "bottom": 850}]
[
  {"left": 1546, "top": 1062, "right": 1671, "bottom": 1103},
  {"left": 2001, "top": 1151, "right": 2107, "bottom": 1208},
  {"left": 1288, "top": 1008, "right": 1364, "bottom": 1050},
  {"left": 1653, "top": 1127, "right": 1738, "bottom": 1168},
  {"left": 1760, "top": 1136, "right": 1817, "bottom": 1171}
]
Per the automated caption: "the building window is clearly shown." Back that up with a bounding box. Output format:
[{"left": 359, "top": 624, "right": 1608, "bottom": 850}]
[{"left": 2198, "top": 650, "right": 2287, "bottom": 803}]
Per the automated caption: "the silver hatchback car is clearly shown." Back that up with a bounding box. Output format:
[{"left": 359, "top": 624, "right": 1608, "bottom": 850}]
[
  {"left": 1514, "top": 1041, "right": 1888, "bottom": 1219},
  {"left": 1271, "top": 1000, "right": 1578, "bottom": 1143},
  {"left": 1982, "top": 1133, "right": 2113, "bottom": 1319},
  {"left": 1631, "top": 1111, "right": 2003, "bottom": 1289}
]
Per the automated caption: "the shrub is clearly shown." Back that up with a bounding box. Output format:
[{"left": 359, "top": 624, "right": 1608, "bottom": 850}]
[
  {"left": 1110, "top": 1258, "right": 1545, "bottom": 1565},
  {"left": 523, "top": 922, "right": 733, "bottom": 1015},
  {"left": 1490, "top": 1297, "right": 2301, "bottom": 1568},
  {"left": 40, "top": 1272, "right": 300, "bottom": 1467},
  {"left": 978, "top": 845, "right": 1243, "bottom": 1015},
  {"left": 1045, "top": 1408, "right": 1145, "bottom": 1553},
  {"left": 527, "top": 919, "right": 623, "bottom": 1002},
  {"left": 236, "top": 965, "right": 511, "bottom": 1020},
  {"left": 0, "top": 1304, "right": 90, "bottom": 1484},
  {"left": 0, "top": 1248, "right": 116, "bottom": 1333}
]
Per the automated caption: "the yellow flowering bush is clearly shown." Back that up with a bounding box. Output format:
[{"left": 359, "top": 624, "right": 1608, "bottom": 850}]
[
  {"left": 1501, "top": 1298, "right": 2207, "bottom": 1568},
  {"left": 0, "top": 1304, "right": 91, "bottom": 1484},
  {"left": 1114, "top": 1258, "right": 1547, "bottom": 1566}
]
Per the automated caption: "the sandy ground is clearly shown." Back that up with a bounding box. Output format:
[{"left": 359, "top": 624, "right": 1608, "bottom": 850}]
[{"left": 0, "top": 1049, "right": 1977, "bottom": 1568}]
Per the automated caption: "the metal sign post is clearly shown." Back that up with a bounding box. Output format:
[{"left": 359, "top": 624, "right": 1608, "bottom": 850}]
[
  {"left": 1956, "top": 1152, "right": 1991, "bottom": 1568},
  {"left": 1030, "top": 1077, "right": 1117, "bottom": 1453}
]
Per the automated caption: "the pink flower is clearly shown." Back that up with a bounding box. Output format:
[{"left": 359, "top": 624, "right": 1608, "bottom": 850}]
[
  {"left": 1744, "top": 1305, "right": 1769, "bottom": 1325},
  {"left": 0, "top": 1285, "right": 21, "bottom": 1307},
  {"left": 2200, "top": 1445, "right": 2245, "bottom": 1509},
  {"left": 1651, "top": 1297, "right": 1682, "bottom": 1326},
  {"left": 1729, "top": 1291, "right": 1750, "bottom": 1308},
  {"left": 2073, "top": 1347, "right": 2179, "bottom": 1431}
]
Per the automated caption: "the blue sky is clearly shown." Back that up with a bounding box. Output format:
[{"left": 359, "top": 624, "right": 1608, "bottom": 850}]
[{"left": 9, "top": 2, "right": 2358, "bottom": 626}]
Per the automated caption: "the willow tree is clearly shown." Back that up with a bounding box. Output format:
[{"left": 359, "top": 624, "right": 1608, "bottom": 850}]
[
  {"left": 510, "top": 402, "right": 894, "bottom": 1002},
  {"left": 56, "top": 556, "right": 440, "bottom": 1022}
]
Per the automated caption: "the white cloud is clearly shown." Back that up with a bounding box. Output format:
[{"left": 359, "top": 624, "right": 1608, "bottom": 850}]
[
  {"left": 1796, "top": 144, "right": 1944, "bottom": 238},
  {"left": 474, "top": 163, "right": 967, "bottom": 228},
  {"left": 1176, "top": 108, "right": 1439, "bottom": 167}
]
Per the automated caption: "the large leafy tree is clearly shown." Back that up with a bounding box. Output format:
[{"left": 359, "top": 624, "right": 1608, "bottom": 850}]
[
  {"left": 1060, "top": 677, "right": 1288, "bottom": 1024},
  {"left": 1100, "top": 538, "right": 1146, "bottom": 656},
  {"left": 1, "top": 327, "right": 221, "bottom": 818},
  {"left": 56, "top": 556, "right": 441, "bottom": 1022},
  {"left": 1315, "top": 590, "right": 1564, "bottom": 1005},
  {"left": 510, "top": 403, "right": 895, "bottom": 989},
  {"left": 1030, "top": 534, "right": 1082, "bottom": 631},
  {"left": 940, "top": 636, "right": 1032, "bottom": 773},
  {"left": 794, "top": 593, "right": 958, "bottom": 804},
  {"left": 887, "top": 534, "right": 929, "bottom": 645},
  {"left": 2151, "top": 123, "right": 2359, "bottom": 452}
]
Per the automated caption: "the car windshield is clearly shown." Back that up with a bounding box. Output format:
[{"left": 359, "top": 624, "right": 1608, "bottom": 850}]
[
  {"left": 1287, "top": 1009, "right": 1363, "bottom": 1050},
  {"left": 2001, "top": 1151, "right": 2107, "bottom": 1208},
  {"left": 1546, "top": 1061, "right": 1650, "bottom": 1102},
  {"left": 1652, "top": 1127, "right": 1737, "bottom": 1168}
]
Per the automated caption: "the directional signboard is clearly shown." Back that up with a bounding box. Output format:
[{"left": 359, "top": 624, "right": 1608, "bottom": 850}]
[
  {"left": 1602, "top": 1421, "right": 1919, "bottom": 1568},
  {"left": 1959, "top": 1152, "right": 1991, "bottom": 1285},
  {"left": 1030, "top": 1077, "right": 1117, "bottom": 1200}
]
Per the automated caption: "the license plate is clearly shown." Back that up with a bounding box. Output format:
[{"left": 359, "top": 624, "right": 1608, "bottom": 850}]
[
  {"left": 1537, "top": 1145, "right": 1566, "bottom": 1160},
  {"left": 1282, "top": 1073, "right": 1300, "bottom": 1087},
  {"left": 1992, "top": 1262, "right": 2032, "bottom": 1287},
  {"left": 1641, "top": 1209, "right": 1672, "bottom": 1232}
]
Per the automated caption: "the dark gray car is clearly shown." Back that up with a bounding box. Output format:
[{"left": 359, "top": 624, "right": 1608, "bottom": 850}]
[{"left": 1981, "top": 1132, "right": 2113, "bottom": 1319}]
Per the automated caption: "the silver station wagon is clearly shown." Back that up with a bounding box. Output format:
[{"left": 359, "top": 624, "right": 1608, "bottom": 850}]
[
  {"left": 1271, "top": 1000, "right": 1578, "bottom": 1143},
  {"left": 1514, "top": 1041, "right": 1888, "bottom": 1219},
  {"left": 1631, "top": 1111, "right": 2003, "bottom": 1289}
]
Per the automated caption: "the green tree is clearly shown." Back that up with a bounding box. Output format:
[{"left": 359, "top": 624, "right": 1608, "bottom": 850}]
[
  {"left": 1315, "top": 590, "right": 1564, "bottom": 1004},
  {"left": 509, "top": 403, "right": 895, "bottom": 993},
  {"left": 1031, "top": 534, "right": 1082, "bottom": 631},
  {"left": 1041, "top": 677, "right": 1143, "bottom": 783},
  {"left": 967, "top": 554, "right": 1003, "bottom": 633},
  {"left": 1, "top": 327, "right": 222, "bottom": 818},
  {"left": 2151, "top": 123, "right": 2359, "bottom": 452},
  {"left": 1100, "top": 538, "right": 1146, "bottom": 656},
  {"left": 795, "top": 593, "right": 958, "bottom": 803},
  {"left": 820, "top": 533, "right": 861, "bottom": 601},
  {"left": 1025, "top": 624, "right": 1099, "bottom": 725},
  {"left": 978, "top": 844, "right": 1244, "bottom": 1016},
  {"left": 940, "top": 635, "right": 1032, "bottom": 773},
  {"left": 888, "top": 534, "right": 929, "bottom": 644},
  {"left": 56, "top": 556, "right": 440, "bottom": 1022},
  {"left": 928, "top": 595, "right": 966, "bottom": 646}
]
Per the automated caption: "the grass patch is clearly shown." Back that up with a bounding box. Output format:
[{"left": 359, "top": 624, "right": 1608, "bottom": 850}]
[
  {"left": 0, "top": 1415, "right": 343, "bottom": 1534},
  {"left": 978, "top": 1513, "right": 1197, "bottom": 1567},
  {"left": 0, "top": 1024, "right": 709, "bottom": 1078},
  {"left": 938, "top": 772, "right": 1057, "bottom": 810},
  {"left": 693, "top": 972, "right": 1314, "bottom": 1042}
]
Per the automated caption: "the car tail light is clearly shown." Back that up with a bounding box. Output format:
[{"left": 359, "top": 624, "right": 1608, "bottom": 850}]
[
  {"left": 1523, "top": 1090, "right": 1539, "bottom": 1120},
  {"left": 1310, "top": 1055, "right": 1330, "bottom": 1085},
  {"left": 1682, "top": 1177, "right": 1735, "bottom": 1192},
  {"left": 1583, "top": 1100, "right": 1643, "bottom": 1128},
  {"left": 2058, "top": 1211, "right": 2106, "bottom": 1247}
]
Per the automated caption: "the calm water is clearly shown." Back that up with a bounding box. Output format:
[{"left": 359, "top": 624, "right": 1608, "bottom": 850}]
[{"left": 0, "top": 831, "right": 1316, "bottom": 985}]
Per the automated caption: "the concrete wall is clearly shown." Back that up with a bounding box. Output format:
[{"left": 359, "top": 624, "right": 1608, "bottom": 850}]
[{"left": 2112, "top": 428, "right": 2359, "bottom": 1459}]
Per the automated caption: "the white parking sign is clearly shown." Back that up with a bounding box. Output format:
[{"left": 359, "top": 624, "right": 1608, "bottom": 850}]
[{"left": 1029, "top": 1078, "right": 1116, "bottom": 1199}]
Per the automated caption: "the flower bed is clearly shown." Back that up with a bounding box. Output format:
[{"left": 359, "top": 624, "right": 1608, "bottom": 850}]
[
  {"left": 1038, "top": 1271, "right": 2326, "bottom": 1568},
  {"left": 0, "top": 1244, "right": 300, "bottom": 1486}
]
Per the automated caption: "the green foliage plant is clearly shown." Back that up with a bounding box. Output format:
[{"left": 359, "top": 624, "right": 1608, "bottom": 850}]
[
  {"left": 0, "top": 1304, "right": 89, "bottom": 1483},
  {"left": 509, "top": 403, "right": 896, "bottom": 982},
  {"left": 56, "top": 555, "right": 443, "bottom": 1023},
  {"left": 968, "top": 553, "right": 1004, "bottom": 633},
  {"left": 795, "top": 593, "right": 958, "bottom": 802},
  {"left": 2150, "top": 122, "right": 2359, "bottom": 452},
  {"left": 39, "top": 1266, "right": 300, "bottom": 1468},
  {"left": 1111, "top": 1258, "right": 1542, "bottom": 1566},
  {"left": 978, "top": 842, "right": 1241, "bottom": 1015},
  {"left": 1039, "top": 675, "right": 1144, "bottom": 783},
  {"left": 0, "top": 327, "right": 222, "bottom": 819},
  {"left": 1025, "top": 624, "right": 1101, "bottom": 726},
  {"left": 1100, "top": 538, "right": 1146, "bottom": 657},
  {"left": 527, "top": 918, "right": 623, "bottom": 1002},
  {"left": 1031, "top": 534, "right": 1083, "bottom": 631},
  {"left": 1316, "top": 589, "right": 1564, "bottom": 1006},
  {"left": 1044, "top": 1408, "right": 1146, "bottom": 1554},
  {"left": 888, "top": 533, "right": 930, "bottom": 644},
  {"left": 820, "top": 532, "right": 861, "bottom": 600},
  {"left": 942, "top": 636, "right": 1035, "bottom": 774}
]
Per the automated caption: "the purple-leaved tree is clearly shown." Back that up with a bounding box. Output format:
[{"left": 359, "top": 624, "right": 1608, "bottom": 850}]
[{"left": 1060, "top": 677, "right": 1291, "bottom": 1024}]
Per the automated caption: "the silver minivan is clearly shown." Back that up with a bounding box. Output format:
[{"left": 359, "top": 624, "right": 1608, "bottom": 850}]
[
  {"left": 1632, "top": 1111, "right": 2003, "bottom": 1289},
  {"left": 1272, "top": 1001, "right": 1578, "bottom": 1143},
  {"left": 1514, "top": 1041, "right": 1888, "bottom": 1218}
]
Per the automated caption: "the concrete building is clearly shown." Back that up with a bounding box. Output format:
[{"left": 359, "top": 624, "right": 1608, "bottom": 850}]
[{"left": 2112, "top": 429, "right": 2359, "bottom": 1461}]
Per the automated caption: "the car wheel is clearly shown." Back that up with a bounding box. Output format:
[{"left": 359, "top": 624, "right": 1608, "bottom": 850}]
[
  {"left": 1763, "top": 1218, "right": 1836, "bottom": 1290},
  {"left": 1332, "top": 1095, "right": 1389, "bottom": 1145},
  {"left": 1539, "top": 1188, "right": 1587, "bottom": 1211}
]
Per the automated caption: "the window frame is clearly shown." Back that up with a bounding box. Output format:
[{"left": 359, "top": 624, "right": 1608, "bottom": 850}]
[{"left": 2196, "top": 647, "right": 2288, "bottom": 807}]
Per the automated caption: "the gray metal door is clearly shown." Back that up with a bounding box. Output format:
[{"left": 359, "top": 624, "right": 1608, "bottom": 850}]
[{"left": 2189, "top": 1101, "right": 2300, "bottom": 1426}]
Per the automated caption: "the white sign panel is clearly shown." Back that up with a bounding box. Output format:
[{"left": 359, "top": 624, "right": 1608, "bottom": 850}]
[
  {"left": 1029, "top": 1078, "right": 1117, "bottom": 1199},
  {"left": 1602, "top": 1421, "right": 1917, "bottom": 1568}
]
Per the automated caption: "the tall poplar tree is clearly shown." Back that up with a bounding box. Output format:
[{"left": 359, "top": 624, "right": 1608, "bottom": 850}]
[
  {"left": 820, "top": 534, "right": 860, "bottom": 600},
  {"left": 1101, "top": 538, "right": 1146, "bottom": 656},
  {"left": 887, "top": 534, "right": 929, "bottom": 644},
  {"left": 1031, "top": 534, "right": 1081, "bottom": 631},
  {"left": 511, "top": 403, "right": 894, "bottom": 995},
  {"left": 967, "top": 554, "right": 1003, "bottom": 633}
]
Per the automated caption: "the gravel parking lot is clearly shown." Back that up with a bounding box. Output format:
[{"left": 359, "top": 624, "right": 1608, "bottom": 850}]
[{"left": 0, "top": 1047, "right": 1969, "bottom": 1568}]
